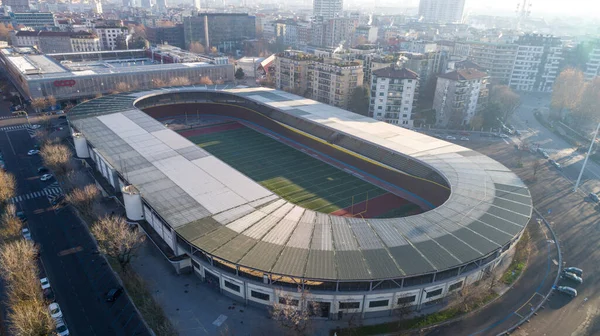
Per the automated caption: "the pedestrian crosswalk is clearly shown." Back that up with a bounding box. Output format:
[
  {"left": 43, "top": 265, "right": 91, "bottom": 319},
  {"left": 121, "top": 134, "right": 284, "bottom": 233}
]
[
  {"left": 0, "top": 125, "right": 29, "bottom": 132},
  {"left": 0, "top": 115, "right": 19, "bottom": 120},
  {"left": 10, "top": 187, "right": 62, "bottom": 204}
]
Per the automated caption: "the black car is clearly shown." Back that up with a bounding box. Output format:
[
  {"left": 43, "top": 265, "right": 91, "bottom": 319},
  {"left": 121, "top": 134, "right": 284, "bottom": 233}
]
[
  {"left": 58, "top": 116, "right": 67, "bottom": 120},
  {"left": 38, "top": 167, "right": 49, "bottom": 174},
  {"left": 549, "top": 159, "right": 561, "bottom": 169},
  {"left": 106, "top": 287, "right": 123, "bottom": 302},
  {"left": 16, "top": 211, "right": 27, "bottom": 222},
  {"left": 51, "top": 195, "right": 65, "bottom": 206},
  {"left": 589, "top": 193, "right": 600, "bottom": 203},
  {"left": 43, "top": 288, "right": 55, "bottom": 302}
]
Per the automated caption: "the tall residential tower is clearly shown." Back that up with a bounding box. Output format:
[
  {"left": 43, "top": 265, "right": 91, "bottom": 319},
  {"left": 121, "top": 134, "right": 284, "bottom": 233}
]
[
  {"left": 313, "top": 0, "right": 343, "bottom": 19},
  {"left": 418, "top": 0, "right": 466, "bottom": 23}
]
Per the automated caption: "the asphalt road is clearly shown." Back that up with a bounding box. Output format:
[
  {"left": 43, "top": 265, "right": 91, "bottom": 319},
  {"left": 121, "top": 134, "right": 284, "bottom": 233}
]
[{"left": 0, "top": 125, "right": 151, "bottom": 336}]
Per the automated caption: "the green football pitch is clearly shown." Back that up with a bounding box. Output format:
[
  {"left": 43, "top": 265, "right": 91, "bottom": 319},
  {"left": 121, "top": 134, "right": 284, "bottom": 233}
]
[{"left": 184, "top": 124, "right": 392, "bottom": 215}]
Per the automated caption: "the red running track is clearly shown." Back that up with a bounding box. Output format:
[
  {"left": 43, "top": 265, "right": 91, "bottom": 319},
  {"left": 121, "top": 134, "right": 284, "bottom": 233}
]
[{"left": 330, "top": 192, "right": 416, "bottom": 218}]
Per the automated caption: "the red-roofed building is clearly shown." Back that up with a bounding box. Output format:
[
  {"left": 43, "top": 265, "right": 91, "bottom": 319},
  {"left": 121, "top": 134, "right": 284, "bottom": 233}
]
[{"left": 369, "top": 65, "right": 419, "bottom": 127}]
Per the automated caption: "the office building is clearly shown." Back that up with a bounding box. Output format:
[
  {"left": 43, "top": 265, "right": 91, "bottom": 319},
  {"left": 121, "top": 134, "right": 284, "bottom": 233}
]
[
  {"left": 3, "top": 0, "right": 29, "bottom": 12},
  {"left": 418, "top": 0, "right": 466, "bottom": 24},
  {"left": 509, "top": 34, "right": 563, "bottom": 92},
  {"left": 183, "top": 13, "right": 255, "bottom": 52},
  {"left": 0, "top": 47, "right": 233, "bottom": 101},
  {"left": 146, "top": 25, "right": 185, "bottom": 49},
  {"left": 467, "top": 42, "right": 518, "bottom": 85},
  {"left": 434, "top": 68, "right": 489, "bottom": 128},
  {"left": 10, "top": 12, "right": 55, "bottom": 28},
  {"left": 369, "top": 66, "right": 419, "bottom": 127},
  {"left": 313, "top": 0, "right": 343, "bottom": 20}
]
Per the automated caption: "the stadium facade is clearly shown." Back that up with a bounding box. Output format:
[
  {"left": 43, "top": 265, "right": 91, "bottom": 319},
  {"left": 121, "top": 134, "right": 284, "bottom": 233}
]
[{"left": 68, "top": 86, "right": 532, "bottom": 319}]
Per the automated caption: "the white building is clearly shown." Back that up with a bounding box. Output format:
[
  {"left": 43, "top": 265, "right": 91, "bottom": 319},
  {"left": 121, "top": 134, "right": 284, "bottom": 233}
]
[
  {"left": 418, "top": 0, "right": 466, "bottom": 24},
  {"left": 434, "top": 68, "right": 489, "bottom": 128},
  {"left": 369, "top": 66, "right": 419, "bottom": 127},
  {"left": 70, "top": 32, "right": 102, "bottom": 52},
  {"left": 509, "top": 34, "right": 563, "bottom": 92},
  {"left": 313, "top": 0, "right": 343, "bottom": 19},
  {"left": 94, "top": 26, "right": 130, "bottom": 51},
  {"left": 584, "top": 44, "right": 600, "bottom": 81}
]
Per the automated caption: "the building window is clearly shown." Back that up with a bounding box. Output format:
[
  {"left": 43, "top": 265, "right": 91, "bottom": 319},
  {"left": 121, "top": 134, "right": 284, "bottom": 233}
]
[
  {"left": 368, "top": 299, "right": 389, "bottom": 308},
  {"left": 426, "top": 289, "right": 443, "bottom": 298},
  {"left": 379, "top": 92, "right": 384, "bottom": 96},
  {"left": 408, "top": 80, "right": 413, "bottom": 83},
  {"left": 403, "top": 114, "right": 407, "bottom": 118},
  {"left": 397, "top": 295, "right": 416, "bottom": 305},
  {"left": 224, "top": 280, "right": 240, "bottom": 293},
  {"left": 378, "top": 106, "right": 382, "bottom": 110},
  {"left": 339, "top": 302, "right": 360, "bottom": 309},
  {"left": 278, "top": 297, "right": 299, "bottom": 306},
  {"left": 251, "top": 290, "right": 270, "bottom": 301},
  {"left": 449, "top": 281, "right": 463, "bottom": 291}
]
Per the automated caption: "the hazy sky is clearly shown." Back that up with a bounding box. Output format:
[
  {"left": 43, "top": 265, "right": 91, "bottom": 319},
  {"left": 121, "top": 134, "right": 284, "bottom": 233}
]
[{"left": 465, "top": 0, "right": 599, "bottom": 19}]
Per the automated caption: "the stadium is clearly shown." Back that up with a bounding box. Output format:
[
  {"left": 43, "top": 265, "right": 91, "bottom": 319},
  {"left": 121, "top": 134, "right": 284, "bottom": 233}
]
[{"left": 68, "top": 86, "right": 532, "bottom": 318}]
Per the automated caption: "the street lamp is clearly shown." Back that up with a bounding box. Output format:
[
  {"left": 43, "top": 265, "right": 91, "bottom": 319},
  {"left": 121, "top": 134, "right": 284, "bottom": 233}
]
[{"left": 574, "top": 121, "right": 600, "bottom": 192}]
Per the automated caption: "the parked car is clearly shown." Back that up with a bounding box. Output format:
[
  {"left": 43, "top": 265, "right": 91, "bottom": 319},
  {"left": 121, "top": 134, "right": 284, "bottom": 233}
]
[
  {"left": 30, "top": 124, "right": 41, "bottom": 129},
  {"left": 51, "top": 195, "right": 65, "bottom": 206},
  {"left": 541, "top": 151, "right": 549, "bottom": 159},
  {"left": 499, "top": 134, "right": 509, "bottom": 138},
  {"left": 37, "top": 167, "right": 49, "bottom": 174},
  {"left": 58, "top": 116, "right": 67, "bottom": 120},
  {"left": 564, "top": 267, "right": 583, "bottom": 277},
  {"left": 43, "top": 288, "right": 55, "bottom": 302},
  {"left": 22, "top": 228, "right": 31, "bottom": 240},
  {"left": 562, "top": 271, "right": 583, "bottom": 284},
  {"left": 40, "top": 173, "right": 53, "bottom": 181},
  {"left": 549, "top": 159, "right": 562, "bottom": 169},
  {"left": 460, "top": 137, "right": 469, "bottom": 141},
  {"left": 27, "top": 149, "right": 40, "bottom": 156},
  {"left": 55, "top": 318, "right": 69, "bottom": 336},
  {"left": 40, "top": 277, "right": 50, "bottom": 290},
  {"left": 556, "top": 286, "right": 578, "bottom": 297},
  {"left": 589, "top": 193, "right": 599, "bottom": 203},
  {"left": 48, "top": 302, "right": 63, "bottom": 320},
  {"left": 446, "top": 135, "right": 457, "bottom": 140},
  {"left": 105, "top": 287, "right": 123, "bottom": 302},
  {"left": 16, "top": 211, "right": 27, "bottom": 222}
]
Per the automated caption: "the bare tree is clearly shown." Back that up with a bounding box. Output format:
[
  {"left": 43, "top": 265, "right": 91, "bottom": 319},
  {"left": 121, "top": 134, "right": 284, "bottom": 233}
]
[
  {"left": 91, "top": 215, "right": 145, "bottom": 270},
  {"left": 168, "top": 77, "right": 191, "bottom": 86},
  {"left": 188, "top": 41, "right": 205, "bottom": 54},
  {"left": 152, "top": 78, "right": 166, "bottom": 88},
  {"left": 572, "top": 77, "right": 600, "bottom": 127},
  {"left": 65, "top": 184, "right": 100, "bottom": 219},
  {"left": 215, "top": 78, "right": 225, "bottom": 85},
  {"left": 31, "top": 97, "right": 48, "bottom": 114},
  {"left": 199, "top": 76, "right": 213, "bottom": 85},
  {"left": 40, "top": 143, "right": 71, "bottom": 177},
  {"left": 271, "top": 288, "right": 319, "bottom": 335},
  {"left": 532, "top": 159, "right": 542, "bottom": 179},
  {"left": 46, "top": 95, "right": 57, "bottom": 108},
  {"left": 490, "top": 85, "right": 520, "bottom": 122},
  {"left": 210, "top": 46, "right": 218, "bottom": 54},
  {"left": 113, "top": 82, "right": 132, "bottom": 94},
  {"left": 7, "top": 299, "right": 55, "bottom": 336},
  {"left": 0, "top": 240, "right": 41, "bottom": 303},
  {"left": 552, "top": 68, "right": 585, "bottom": 118},
  {"left": 0, "top": 170, "right": 16, "bottom": 205},
  {"left": 0, "top": 204, "right": 23, "bottom": 241}
]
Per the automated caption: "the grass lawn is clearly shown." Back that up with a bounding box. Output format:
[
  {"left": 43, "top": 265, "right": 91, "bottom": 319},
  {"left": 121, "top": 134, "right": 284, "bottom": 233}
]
[{"left": 185, "top": 124, "right": 413, "bottom": 217}]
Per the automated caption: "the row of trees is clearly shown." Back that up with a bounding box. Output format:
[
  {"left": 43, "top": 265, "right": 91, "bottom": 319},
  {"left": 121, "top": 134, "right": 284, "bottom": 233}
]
[
  {"left": 0, "top": 168, "right": 55, "bottom": 334},
  {"left": 552, "top": 68, "right": 600, "bottom": 127},
  {"left": 37, "top": 138, "right": 144, "bottom": 270},
  {"left": 105, "top": 75, "right": 224, "bottom": 96}
]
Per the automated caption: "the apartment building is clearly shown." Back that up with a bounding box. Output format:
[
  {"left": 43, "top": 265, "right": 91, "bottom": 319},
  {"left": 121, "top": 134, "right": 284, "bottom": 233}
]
[
  {"left": 418, "top": 0, "right": 466, "bottom": 24},
  {"left": 509, "top": 34, "right": 563, "bottom": 92},
  {"left": 275, "top": 51, "right": 364, "bottom": 109},
  {"left": 94, "top": 26, "right": 130, "bottom": 50},
  {"left": 70, "top": 32, "right": 102, "bottom": 52},
  {"left": 312, "top": 15, "right": 359, "bottom": 48},
  {"left": 11, "top": 31, "right": 71, "bottom": 53},
  {"left": 584, "top": 42, "right": 600, "bottom": 81},
  {"left": 399, "top": 51, "right": 441, "bottom": 100},
  {"left": 467, "top": 41, "right": 518, "bottom": 85},
  {"left": 434, "top": 68, "right": 489, "bottom": 128},
  {"left": 313, "top": 0, "right": 343, "bottom": 19},
  {"left": 183, "top": 13, "right": 256, "bottom": 53},
  {"left": 369, "top": 66, "right": 419, "bottom": 127}
]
